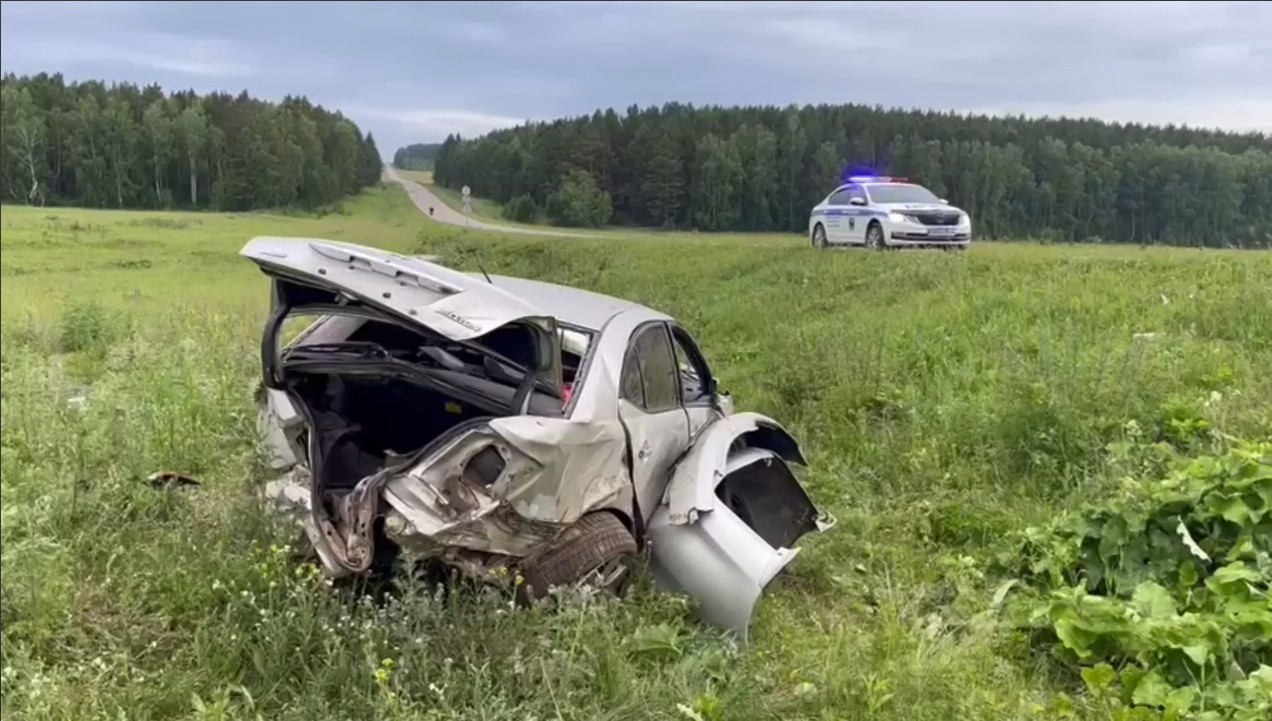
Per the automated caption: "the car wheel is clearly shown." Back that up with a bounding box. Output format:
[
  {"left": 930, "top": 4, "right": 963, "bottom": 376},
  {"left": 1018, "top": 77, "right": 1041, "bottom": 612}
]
[
  {"left": 865, "top": 221, "right": 885, "bottom": 250},
  {"left": 518, "top": 511, "right": 637, "bottom": 600},
  {"left": 811, "top": 223, "right": 827, "bottom": 249}
]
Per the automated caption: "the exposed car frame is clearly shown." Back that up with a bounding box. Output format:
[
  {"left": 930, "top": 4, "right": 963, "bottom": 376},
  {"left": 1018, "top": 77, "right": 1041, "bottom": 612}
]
[{"left": 243, "top": 237, "right": 834, "bottom": 639}]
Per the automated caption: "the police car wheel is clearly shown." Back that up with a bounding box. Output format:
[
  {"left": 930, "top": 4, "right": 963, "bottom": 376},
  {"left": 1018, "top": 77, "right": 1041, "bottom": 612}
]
[
  {"left": 812, "top": 224, "right": 827, "bottom": 248},
  {"left": 865, "top": 222, "right": 885, "bottom": 250}
]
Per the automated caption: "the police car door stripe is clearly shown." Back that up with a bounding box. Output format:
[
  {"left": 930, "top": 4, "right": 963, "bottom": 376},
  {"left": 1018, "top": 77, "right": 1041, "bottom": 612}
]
[{"left": 816, "top": 209, "right": 885, "bottom": 217}]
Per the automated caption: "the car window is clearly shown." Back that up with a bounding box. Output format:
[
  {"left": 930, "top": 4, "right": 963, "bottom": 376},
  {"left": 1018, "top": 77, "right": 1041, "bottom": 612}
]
[
  {"left": 828, "top": 189, "right": 852, "bottom": 205},
  {"left": 670, "top": 329, "right": 711, "bottom": 404},
  {"left": 621, "top": 324, "right": 680, "bottom": 412},
  {"left": 848, "top": 186, "right": 867, "bottom": 204},
  {"left": 561, "top": 328, "right": 590, "bottom": 357},
  {"left": 559, "top": 327, "right": 592, "bottom": 391},
  {"left": 865, "top": 184, "right": 940, "bottom": 204},
  {"left": 619, "top": 344, "right": 645, "bottom": 406}
]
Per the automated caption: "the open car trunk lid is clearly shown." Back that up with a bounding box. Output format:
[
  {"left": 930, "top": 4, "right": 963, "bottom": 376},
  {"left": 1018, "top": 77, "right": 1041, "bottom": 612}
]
[{"left": 240, "top": 237, "right": 563, "bottom": 390}]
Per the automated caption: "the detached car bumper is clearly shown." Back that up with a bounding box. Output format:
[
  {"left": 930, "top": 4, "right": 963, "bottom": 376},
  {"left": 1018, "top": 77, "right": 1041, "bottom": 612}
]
[{"left": 646, "top": 414, "right": 835, "bottom": 641}]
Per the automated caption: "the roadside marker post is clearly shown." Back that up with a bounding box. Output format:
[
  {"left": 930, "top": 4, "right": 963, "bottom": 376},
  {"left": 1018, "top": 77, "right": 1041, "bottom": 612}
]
[{"left": 462, "top": 185, "right": 471, "bottom": 229}]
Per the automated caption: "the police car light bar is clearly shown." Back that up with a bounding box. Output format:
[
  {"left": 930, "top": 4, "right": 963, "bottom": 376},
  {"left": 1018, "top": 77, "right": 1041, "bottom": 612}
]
[{"left": 846, "top": 175, "right": 909, "bottom": 183}]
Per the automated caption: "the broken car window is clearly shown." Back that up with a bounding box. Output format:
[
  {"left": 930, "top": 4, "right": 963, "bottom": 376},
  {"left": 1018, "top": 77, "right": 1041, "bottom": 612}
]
[
  {"left": 630, "top": 324, "right": 680, "bottom": 412},
  {"left": 561, "top": 328, "right": 590, "bottom": 357},
  {"left": 560, "top": 326, "right": 592, "bottom": 390},
  {"left": 279, "top": 311, "right": 564, "bottom": 420},
  {"left": 620, "top": 343, "right": 645, "bottom": 406},
  {"left": 671, "top": 331, "right": 710, "bottom": 404}
]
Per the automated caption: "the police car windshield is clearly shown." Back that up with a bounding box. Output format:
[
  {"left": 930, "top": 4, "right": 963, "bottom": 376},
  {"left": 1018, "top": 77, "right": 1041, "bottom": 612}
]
[{"left": 866, "top": 184, "right": 940, "bottom": 204}]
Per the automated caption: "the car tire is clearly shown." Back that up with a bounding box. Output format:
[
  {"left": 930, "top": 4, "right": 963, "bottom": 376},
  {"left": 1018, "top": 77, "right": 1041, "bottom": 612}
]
[
  {"left": 811, "top": 223, "right": 827, "bottom": 249},
  {"left": 518, "top": 511, "right": 637, "bottom": 600},
  {"left": 865, "top": 221, "right": 885, "bottom": 250}
]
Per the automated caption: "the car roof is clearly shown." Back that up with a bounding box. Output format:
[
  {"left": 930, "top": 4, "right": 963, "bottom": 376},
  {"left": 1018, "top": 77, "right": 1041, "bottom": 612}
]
[
  {"left": 864, "top": 182, "right": 931, "bottom": 190},
  {"left": 833, "top": 181, "right": 922, "bottom": 192},
  {"left": 468, "top": 274, "right": 668, "bottom": 331}
]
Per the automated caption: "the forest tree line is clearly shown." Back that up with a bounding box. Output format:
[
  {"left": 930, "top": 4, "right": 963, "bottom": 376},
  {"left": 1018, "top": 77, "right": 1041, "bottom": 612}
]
[
  {"left": 430, "top": 103, "right": 1272, "bottom": 247},
  {"left": 1, "top": 73, "right": 383, "bottom": 211},
  {"left": 392, "top": 142, "right": 442, "bottom": 171}
]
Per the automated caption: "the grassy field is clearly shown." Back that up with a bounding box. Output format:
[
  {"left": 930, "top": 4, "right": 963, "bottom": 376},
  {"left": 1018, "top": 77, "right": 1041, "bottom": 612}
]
[
  {"left": 396, "top": 168, "right": 435, "bottom": 186},
  {"left": 3, "top": 184, "right": 1271, "bottom": 720},
  {"left": 400, "top": 167, "right": 775, "bottom": 243}
]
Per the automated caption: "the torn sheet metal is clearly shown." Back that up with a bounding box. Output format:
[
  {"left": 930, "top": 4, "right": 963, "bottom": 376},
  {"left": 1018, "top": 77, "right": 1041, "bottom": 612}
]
[
  {"left": 487, "top": 416, "right": 630, "bottom": 522},
  {"left": 258, "top": 387, "right": 304, "bottom": 471},
  {"left": 647, "top": 495, "right": 802, "bottom": 642},
  {"left": 378, "top": 426, "right": 542, "bottom": 556},
  {"left": 662, "top": 412, "right": 807, "bottom": 525},
  {"left": 266, "top": 414, "right": 634, "bottom": 570},
  {"left": 648, "top": 417, "right": 833, "bottom": 640},
  {"left": 263, "top": 471, "right": 353, "bottom": 579},
  {"left": 379, "top": 418, "right": 630, "bottom": 557}
]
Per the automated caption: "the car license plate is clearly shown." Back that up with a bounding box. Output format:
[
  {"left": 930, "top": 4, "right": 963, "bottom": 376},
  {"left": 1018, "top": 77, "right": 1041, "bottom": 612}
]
[{"left": 929, "top": 227, "right": 954, "bottom": 237}]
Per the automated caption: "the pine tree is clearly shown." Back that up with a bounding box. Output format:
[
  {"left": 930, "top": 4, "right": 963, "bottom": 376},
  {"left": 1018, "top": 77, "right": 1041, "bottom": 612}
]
[
  {"left": 428, "top": 100, "right": 1271, "bottom": 246},
  {"left": 0, "top": 73, "right": 384, "bottom": 211}
]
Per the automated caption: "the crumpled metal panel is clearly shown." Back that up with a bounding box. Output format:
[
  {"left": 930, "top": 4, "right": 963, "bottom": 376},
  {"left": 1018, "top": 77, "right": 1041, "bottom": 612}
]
[
  {"left": 487, "top": 416, "right": 630, "bottom": 523},
  {"left": 258, "top": 387, "right": 304, "bottom": 471},
  {"left": 647, "top": 489, "right": 802, "bottom": 642},
  {"left": 376, "top": 417, "right": 631, "bottom": 558},
  {"left": 648, "top": 417, "right": 833, "bottom": 641},
  {"left": 263, "top": 470, "right": 353, "bottom": 579},
  {"left": 662, "top": 412, "right": 807, "bottom": 525}
]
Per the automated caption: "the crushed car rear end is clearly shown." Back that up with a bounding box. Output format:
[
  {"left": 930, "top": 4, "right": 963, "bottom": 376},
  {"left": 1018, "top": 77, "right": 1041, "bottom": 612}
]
[
  {"left": 245, "top": 237, "right": 630, "bottom": 584},
  {"left": 244, "top": 237, "right": 832, "bottom": 639}
]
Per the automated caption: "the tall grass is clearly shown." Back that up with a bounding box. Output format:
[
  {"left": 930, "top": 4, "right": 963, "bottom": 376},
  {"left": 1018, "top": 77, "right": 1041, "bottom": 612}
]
[{"left": 2, "top": 188, "right": 1270, "bottom": 720}]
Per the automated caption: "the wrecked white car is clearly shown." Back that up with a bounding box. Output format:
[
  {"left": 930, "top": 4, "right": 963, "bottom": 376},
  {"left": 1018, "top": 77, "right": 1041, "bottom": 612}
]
[{"left": 243, "top": 237, "right": 833, "bottom": 637}]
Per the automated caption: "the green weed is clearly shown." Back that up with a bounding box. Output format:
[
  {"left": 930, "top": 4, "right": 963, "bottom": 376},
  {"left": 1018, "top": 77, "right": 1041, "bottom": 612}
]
[
  {"left": 57, "top": 300, "right": 119, "bottom": 354},
  {"left": 994, "top": 439, "right": 1272, "bottom": 720}
]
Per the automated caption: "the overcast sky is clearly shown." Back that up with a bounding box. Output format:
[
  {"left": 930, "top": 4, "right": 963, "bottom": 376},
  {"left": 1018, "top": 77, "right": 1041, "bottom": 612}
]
[{"left": 2, "top": 0, "right": 1269, "bottom": 158}]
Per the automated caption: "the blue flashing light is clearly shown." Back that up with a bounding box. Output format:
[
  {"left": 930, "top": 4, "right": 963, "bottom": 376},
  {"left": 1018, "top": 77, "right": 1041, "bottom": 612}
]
[
  {"left": 840, "top": 163, "right": 880, "bottom": 184},
  {"left": 846, "top": 175, "right": 907, "bottom": 183}
]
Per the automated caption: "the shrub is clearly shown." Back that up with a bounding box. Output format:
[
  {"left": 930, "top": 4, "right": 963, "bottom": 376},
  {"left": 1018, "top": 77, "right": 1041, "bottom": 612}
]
[
  {"left": 57, "top": 300, "right": 117, "bottom": 354},
  {"left": 545, "top": 169, "right": 612, "bottom": 228},
  {"left": 502, "top": 194, "right": 538, "bottom": 223},
  {"left": 996, "top": 440, "right": 1272, "bottom": 720}
]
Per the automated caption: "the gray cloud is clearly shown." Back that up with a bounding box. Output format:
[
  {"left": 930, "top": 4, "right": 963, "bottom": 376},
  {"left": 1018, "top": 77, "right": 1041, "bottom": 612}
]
[{"left": 3, "top": 0, "right": 1269, "bottom": 157}]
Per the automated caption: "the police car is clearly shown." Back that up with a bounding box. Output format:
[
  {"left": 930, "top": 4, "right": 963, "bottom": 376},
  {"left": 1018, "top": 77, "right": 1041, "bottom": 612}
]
[{"left": 808, "top": 177, "right": 971, "bottom": 250}]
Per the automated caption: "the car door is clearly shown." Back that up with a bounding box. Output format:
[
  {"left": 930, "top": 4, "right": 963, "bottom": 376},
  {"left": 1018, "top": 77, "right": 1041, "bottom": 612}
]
[
  {"left": 617, "top": 322, "right": 691, "bottom": 523},
  {"left": 844, "top": 185, "right": 869, "bottom": 244},
  {"left": 669, "top": 324, "right": 719, "bottom": 441},
  {"left": 823, "top": 189, "right": 852, "bottom": 243}
]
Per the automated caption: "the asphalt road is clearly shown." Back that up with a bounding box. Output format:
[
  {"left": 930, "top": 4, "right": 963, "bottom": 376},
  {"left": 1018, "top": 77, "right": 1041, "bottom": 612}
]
[{"left": 382, "top": 166, "right": 592, "bottom": 239}]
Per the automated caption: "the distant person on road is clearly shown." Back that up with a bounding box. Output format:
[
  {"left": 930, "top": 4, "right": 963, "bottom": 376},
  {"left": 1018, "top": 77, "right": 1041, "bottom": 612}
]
[{"left": 429, "top": 206, "right": 434, "bottom": 216}]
